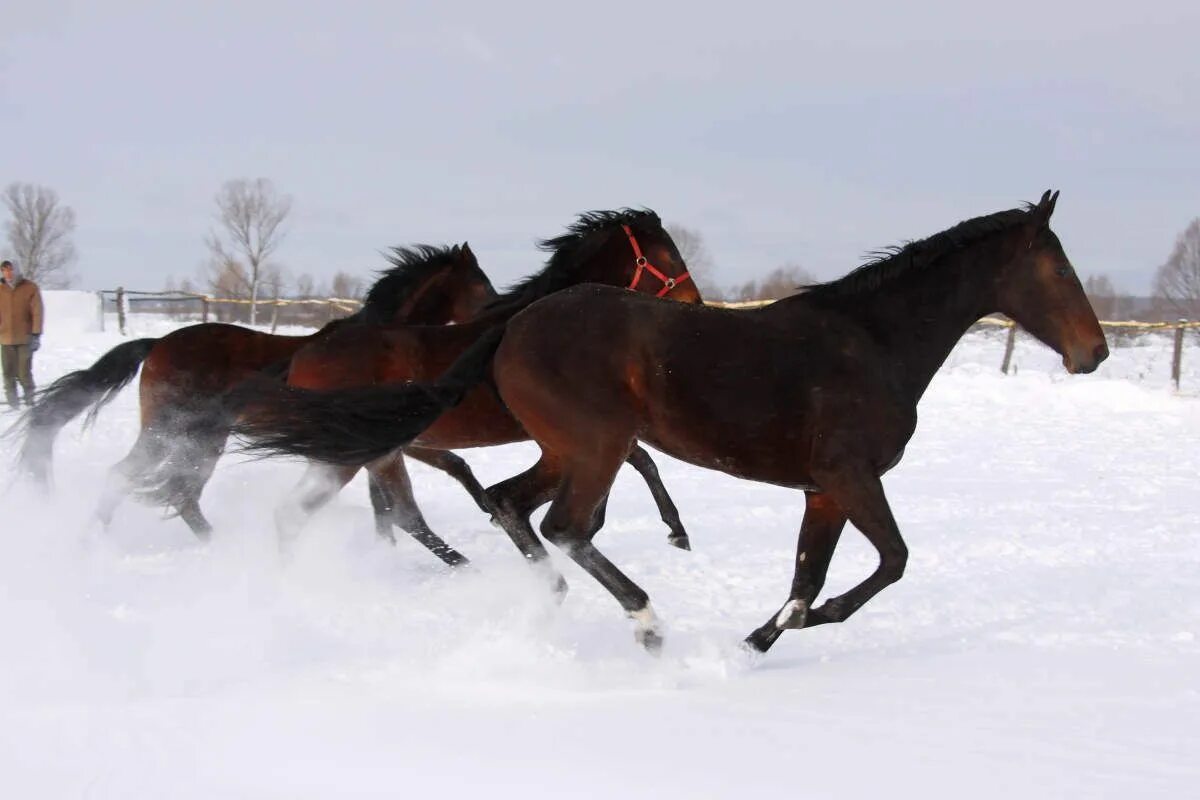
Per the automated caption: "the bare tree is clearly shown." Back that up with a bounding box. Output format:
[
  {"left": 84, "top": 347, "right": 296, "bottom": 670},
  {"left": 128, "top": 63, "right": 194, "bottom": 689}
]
[
  {"left": 294, "top": 272, "right": 316, "bottom": 298},
  {"left": 1089, "top": 273, "right": 1132, "bottom": 321},
  {"left": 329, "top": 270, "right": 365, "bottom": 300},
  {"left": 1154, "top": 218, "right": 1200, "bottom": 320},
  {"left": 3, "top": 182, "right": 78, "bottom": 288},
  {"left": 666, "top": 223, "right": 723, "bottom": 299},
  {"left": 201, "top": 256, "right": 287, "bottom": 323},
  {"left": 202, "top": 257, "right": 251, "bottom": 322},
  {"left": 1084, "top": 274, "right": 1120, "bottom": 320},
  {"left": 206, "top": 178, "right": 291, "bottom": 326},
  {"left": 728, "top": 263, "right": 816, "bottom": 302},
  {"left": 162, "top": 275, "right": 202, "bottom": 320},
  {"left": 665, "top": 223, "right": 713, "bottom": 273},
  {"left": 163, "top": 274, "right": 198, "bottom": 295}
]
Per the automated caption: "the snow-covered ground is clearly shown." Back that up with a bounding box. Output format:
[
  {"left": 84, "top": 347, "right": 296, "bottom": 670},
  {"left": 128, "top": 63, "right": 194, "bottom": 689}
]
[{"left": 2, "top": 295, "right": 1197, "bottom": 798}]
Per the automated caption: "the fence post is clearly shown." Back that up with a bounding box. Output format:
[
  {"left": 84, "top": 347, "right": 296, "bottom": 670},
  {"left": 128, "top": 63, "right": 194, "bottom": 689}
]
[
  {"left": 1172, "top": 321, "right": 1185, "bottom": 390},
  {"left": 201, "top": 295, "right": 210, "bottom": 323},
  {"left": 1000, "top": 324, "right": 1018, "bottom": 374},
  {"left": 115, "top": 287, "right": 127, "bottom": 336},
  {"left": 270, "top": 300, "right": 281, "bottom": 334},
  {"left": 96, "top": 291, "right": 106, "bottom": 332}
]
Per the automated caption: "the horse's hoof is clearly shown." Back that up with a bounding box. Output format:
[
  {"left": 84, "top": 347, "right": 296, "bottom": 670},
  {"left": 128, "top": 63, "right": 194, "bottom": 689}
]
[
  {"left": 668, "top": 532, "right": 692, "bottom": 551},
  {"left": 740, "top": 635, "right": 769, "bottom": 657},
  {"left": 551, "top": 574, "right": 570, "bottom": 604},
  {"left": 636, "top": 628, "right": 664, "bottom": 655},
  {"left": 742, "top": 619, "right": 784, "bottom": 654}
]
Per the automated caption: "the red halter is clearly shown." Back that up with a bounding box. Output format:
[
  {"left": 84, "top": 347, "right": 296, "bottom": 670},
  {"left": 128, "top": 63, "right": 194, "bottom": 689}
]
[{"left": 622, "top": 225, "right": 691, "bottom": 298}]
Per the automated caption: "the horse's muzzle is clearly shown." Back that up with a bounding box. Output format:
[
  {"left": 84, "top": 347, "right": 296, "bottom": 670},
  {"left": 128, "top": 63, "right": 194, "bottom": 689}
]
[{"left": 1065, "top": 341, "right": 1110, "bottom": 375}]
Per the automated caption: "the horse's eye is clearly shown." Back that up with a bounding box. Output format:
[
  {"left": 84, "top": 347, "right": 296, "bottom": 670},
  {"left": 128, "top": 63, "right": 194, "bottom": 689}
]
[{"left": 1055, "top": 265, "right": 1072, "bottom": 278}]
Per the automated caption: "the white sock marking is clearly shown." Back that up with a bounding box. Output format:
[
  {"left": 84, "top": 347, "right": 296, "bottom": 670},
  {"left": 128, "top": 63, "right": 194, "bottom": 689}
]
[
  {"left": 776, "top": 599, "right": 805, "bottom": 628},
  {"left": 629, "top": 604, "right": 659, "bottom": 633}
]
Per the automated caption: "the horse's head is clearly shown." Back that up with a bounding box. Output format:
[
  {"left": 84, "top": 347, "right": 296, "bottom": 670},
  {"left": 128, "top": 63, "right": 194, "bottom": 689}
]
[
  {"left": 580, "top": 212, "right": 704, "bottom": 305},
  {"left": 443, "top": 242, "right": 498, "bottom": 322},
  {"left": 995, "top": 191, "right": 1109, "bottom": 374}
]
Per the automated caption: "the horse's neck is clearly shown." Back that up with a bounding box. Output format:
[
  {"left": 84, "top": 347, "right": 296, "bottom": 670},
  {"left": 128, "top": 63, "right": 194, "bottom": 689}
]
[
  {"left": 810, "top": 248, "right": 1006, "bottom": 402},
  {"left": 389, "top": 272, "right": 450, "bottom": 324}
]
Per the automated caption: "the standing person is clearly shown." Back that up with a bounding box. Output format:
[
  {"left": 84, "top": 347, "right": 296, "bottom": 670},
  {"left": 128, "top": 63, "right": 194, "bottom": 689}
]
[{"left": 0, "top": 260, "right": 44, "bottom": 410}]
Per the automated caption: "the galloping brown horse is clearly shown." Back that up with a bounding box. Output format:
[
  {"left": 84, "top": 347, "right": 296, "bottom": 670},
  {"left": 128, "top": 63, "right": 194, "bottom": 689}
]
[
  {"left": 226, "top": 209, "right": 701, "bottom": 567},
  {"left": 227, "top": 192, "right": 1109, "bottom": 654},
  {"left": 18, "top": 244, "right": 495, "bottom": 542}
]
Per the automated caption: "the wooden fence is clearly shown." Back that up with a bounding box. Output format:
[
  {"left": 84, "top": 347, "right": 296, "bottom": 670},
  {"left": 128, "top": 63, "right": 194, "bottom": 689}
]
[
  {"left": 98, "top": 289, "right": 363, "bottom": 334},
  {"left": 100, "top": 290, "right": 1198, "bottom": 390}
]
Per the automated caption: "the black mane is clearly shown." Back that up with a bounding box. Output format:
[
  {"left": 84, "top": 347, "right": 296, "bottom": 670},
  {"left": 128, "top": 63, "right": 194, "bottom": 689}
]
[
  {"left": 353, "top": 244, "right": 467, "bottom": 324},
  {"left": 801, "top": 205, "right": 1036, "bottom": 303},
  {"left": 488, "top": 208, "right": 661, "bottom": 312}
]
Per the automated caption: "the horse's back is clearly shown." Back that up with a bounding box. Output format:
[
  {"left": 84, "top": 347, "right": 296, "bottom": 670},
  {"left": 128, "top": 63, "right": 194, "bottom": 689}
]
[
  {"left": 288, "top": 317, "right": 495, "bottom": 389},
  {"left": 496, "top": 285, "right": 909, "bottom": 485},
  {"left": 140, "top": 323, "right": 309, "bottom": 419}
]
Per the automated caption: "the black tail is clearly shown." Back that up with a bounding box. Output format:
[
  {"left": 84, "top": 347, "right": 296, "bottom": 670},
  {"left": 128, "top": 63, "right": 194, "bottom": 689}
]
[
  {"left": 10, "top": 338, "right": 158, "bottom": 484},
  {"left": 229, "top": 325, "right": 507, "bottom": 466}
]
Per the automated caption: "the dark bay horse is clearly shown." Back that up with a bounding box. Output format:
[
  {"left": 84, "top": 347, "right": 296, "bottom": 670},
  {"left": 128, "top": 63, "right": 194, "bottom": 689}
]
[
  {"left": 227, "top": 209, "right": 701, "bottom": 567},
  {"left": 227, "top": 192, "right": 1109, "bottom": 654},
  {"left": 17, "top": 244, "right": 495, "bottom": 540}
]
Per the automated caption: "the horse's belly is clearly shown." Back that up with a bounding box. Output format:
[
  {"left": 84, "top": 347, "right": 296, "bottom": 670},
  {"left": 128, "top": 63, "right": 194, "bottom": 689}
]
[{"left": 640, "top": 424, "right": 816, "bottom": 490}]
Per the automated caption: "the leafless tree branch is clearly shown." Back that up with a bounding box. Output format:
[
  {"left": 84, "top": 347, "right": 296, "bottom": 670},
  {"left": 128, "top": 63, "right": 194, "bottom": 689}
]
[
  {"left": 3, "top": 182, "right": 78, "bottom": 288},
  {"left": 1153, "top": 218, "right": 1200, "bottom": 321},
  {"left": 206, "top": 178, "right": 291, "bottom": 325}
]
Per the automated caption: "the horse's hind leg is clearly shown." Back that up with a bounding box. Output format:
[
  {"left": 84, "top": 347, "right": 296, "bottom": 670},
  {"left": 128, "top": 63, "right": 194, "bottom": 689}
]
[
  {"left": 368, "top": 451, "right": 469, "bottom": 568},
  {"left": 539, "top": 442, "right": 662, "bottom": 652},
  {"left": 625, "top": 445, "right": 690, "bottom": 551},
  {"left": 485, "top": 457, "right": 568, "bottom": 598},
  {"left": 178, "top": 500, "right": 214, "bottom": 540},
  {"left": 404, "top": 446, "right": 490, "bottom": 514},
  {"left": 366, "top": 472, "right": 397, "bottom": 544},
  {"left": 170, "top": 432, "right": 227, "bottom": 541},
  {"left": 744, "top": 491, "right": 847, "bottom": 653},
  {"left": 275, "top": 462, "right": 360, "bottom": 554},
  {"left": 96, "top": 429, "right": 166, "bottom": 527}
]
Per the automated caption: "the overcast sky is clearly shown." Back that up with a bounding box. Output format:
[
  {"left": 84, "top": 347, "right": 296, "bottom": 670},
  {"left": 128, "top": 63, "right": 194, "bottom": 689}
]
[{"left": 2, "top": 1, "right": 1197, "bottom": 295}]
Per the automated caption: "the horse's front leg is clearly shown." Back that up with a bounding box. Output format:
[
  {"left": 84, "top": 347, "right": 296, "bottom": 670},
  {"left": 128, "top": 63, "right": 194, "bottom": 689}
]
[
  {"left": 367, "top": 450, "right": 470, "bottom": 567},
  {"left": 404, "top": 446, "right": 491, "bottom": 514},
  {"left": 624, "top": 445, "right": 691, "bottom": 551},
  {"left": 799, "top": 458, "right": 908, "bottom": 628}
]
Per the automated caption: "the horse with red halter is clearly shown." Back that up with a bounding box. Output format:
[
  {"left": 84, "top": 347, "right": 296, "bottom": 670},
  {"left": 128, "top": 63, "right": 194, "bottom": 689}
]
[
  {"left": 224, "top": 208, "right": 701, "bottom": 567},
  {"left": 227, "top": 192, "right": 1109, "bottom": 654},
  {"left": 16, "top": 244, "right": 495, "bottom": 543}
]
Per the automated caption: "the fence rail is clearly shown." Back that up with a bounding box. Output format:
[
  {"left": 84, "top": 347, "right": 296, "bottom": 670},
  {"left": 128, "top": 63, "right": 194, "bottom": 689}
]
[
  {"left": 99, "top": 288, "right": 364, "bottom": 334},
  {"left": 100, "top": 290, "right": 1198, "bottom": 390}
]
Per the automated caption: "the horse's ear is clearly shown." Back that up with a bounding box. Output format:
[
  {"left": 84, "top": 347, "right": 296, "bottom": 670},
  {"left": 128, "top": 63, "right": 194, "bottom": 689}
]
[
  {"left": 1030, "top": 189, "right": 1059, "bottom": 228},
  {"left": 461, "top": 241, "right": 476, "bottom": 262}
]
